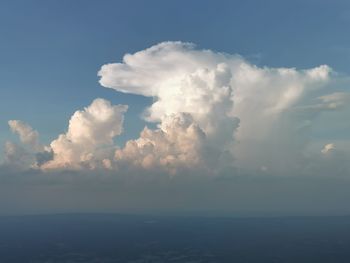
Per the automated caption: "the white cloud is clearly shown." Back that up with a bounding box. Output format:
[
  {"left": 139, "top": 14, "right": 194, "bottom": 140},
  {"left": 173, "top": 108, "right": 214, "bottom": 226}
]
[
  {"left": 42, "top": 98, "right": 128, "bottom": 170},
  {"left": 98, "top": 41, "right": 338, "bottom": 174},
  {"left": 98, "top": 42, "right": 238, "bottom": 98},
  {"left": 2, "top": 41, "right": 350, "bottom": 216},
  {"left": 230, "top": 64, "right": 333, "bottom": 173},
  {"left": 321, "top": 143, "right": 336, "bottom": 154},
  {"left": 8, "top": 120, "right": 44, "bottom": 152},
  {"left": 115, "top": 113, "right": 207, "bottom": 174},
  {"left": 4, "top": 42, "right": 350, "bottom": 177}
]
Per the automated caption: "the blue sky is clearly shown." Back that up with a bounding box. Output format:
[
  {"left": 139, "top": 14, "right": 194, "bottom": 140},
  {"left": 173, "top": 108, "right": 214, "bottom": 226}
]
[{"left": 2, "top": 0, "right": 350, "bottom": 148}]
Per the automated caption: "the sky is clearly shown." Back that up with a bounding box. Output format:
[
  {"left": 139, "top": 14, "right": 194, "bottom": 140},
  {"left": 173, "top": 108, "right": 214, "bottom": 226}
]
[{"left": 1, "top": 0, "right": 350, "bottom": 216}]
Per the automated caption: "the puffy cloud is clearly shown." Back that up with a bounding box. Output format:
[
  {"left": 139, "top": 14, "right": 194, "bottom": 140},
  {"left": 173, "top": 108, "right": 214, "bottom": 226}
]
[
  {"left": 99, "top": 42, "right": 239, "bottom": 132},
  {"left": 98, "top": 41, "right": 336, "bottom": 174},
  {"left": 6, "top": 121, "right": 51, "bottom": 169},
  {"left": 42, "top": 98, "right": 128, "bottom": 170},
  {"left": 321, "top": 143, "right": 336, "bottom": 154},
  {"left": 98, "top": 42, "right": 245, "bottom": 173},
  {"left": 98, "top": 42, "right": 237, "bottom": 97},
  {"left": 2, "top": 41, "right": 350, "bottom": 216},
  {"left": 115, "top": 113, "right": 206, "bottom": 174},
  {"left": 3, "top": 42, "right": 349, "bottom": 177},
  {"left": 8, "top": 120, "right": 44, "bottom": 152}
]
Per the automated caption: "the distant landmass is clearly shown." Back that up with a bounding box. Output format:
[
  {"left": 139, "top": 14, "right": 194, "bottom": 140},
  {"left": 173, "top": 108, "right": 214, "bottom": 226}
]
[{"left": 1, "top": 213, "right": 350, "bottom": 262}]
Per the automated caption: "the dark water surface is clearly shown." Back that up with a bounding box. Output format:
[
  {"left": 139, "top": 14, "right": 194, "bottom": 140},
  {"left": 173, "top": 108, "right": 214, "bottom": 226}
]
[{"left": 1, "top": 214, "right": 350, "bottom": 262}]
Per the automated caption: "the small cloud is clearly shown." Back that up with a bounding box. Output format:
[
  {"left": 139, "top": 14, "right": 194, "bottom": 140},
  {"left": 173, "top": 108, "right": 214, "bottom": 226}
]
[
  {"left": 317, "top": 92, "right": 350, "bottom": 110},
  {"left": 8, "top": 120, "right": 44, "bottom": 152},
  {"left": 321, "top": 143, "right": 336, "bottom": 154}
]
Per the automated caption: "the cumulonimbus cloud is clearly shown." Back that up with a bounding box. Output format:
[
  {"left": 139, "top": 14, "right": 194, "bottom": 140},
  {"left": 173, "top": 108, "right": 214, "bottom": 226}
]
[{"left": 4, "top": 41, "right": 350, "bottom": 176}]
